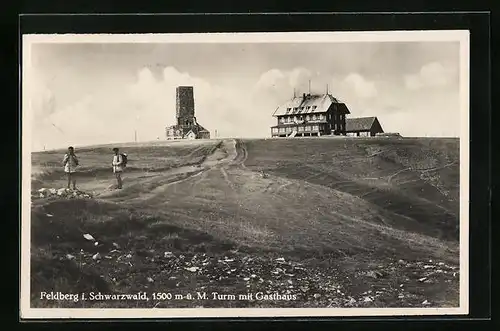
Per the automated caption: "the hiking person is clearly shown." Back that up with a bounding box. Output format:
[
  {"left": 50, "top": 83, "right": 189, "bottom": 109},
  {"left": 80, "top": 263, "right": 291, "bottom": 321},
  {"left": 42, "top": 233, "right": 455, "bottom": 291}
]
[
  {"left": 112, "top": 147, "right": 125, "bottom": 189},
  {"left": 62, "top": 146, "right": 79, "bottom": 190}
]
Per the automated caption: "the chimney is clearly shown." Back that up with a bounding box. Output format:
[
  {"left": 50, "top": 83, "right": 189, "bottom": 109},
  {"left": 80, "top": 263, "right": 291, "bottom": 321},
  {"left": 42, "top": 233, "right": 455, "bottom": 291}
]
[{"left": 303, "top": 93, "right": 306, "bottom": 99}]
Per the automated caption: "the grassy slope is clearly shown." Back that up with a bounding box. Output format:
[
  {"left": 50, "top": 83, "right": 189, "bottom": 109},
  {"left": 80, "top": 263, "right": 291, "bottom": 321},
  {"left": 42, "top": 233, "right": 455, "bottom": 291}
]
[
  {"left": 29, "top": 137, "right": 461, "bottom": 309},
  {"left": 243, "top": 137, "right": 460, "bottom": 243}
]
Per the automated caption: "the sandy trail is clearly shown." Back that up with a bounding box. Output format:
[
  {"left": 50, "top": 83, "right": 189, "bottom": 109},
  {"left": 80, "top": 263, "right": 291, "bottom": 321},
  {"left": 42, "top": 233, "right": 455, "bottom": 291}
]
[{"left": 94, "top": 139, "right": 240, "bottom": 201}]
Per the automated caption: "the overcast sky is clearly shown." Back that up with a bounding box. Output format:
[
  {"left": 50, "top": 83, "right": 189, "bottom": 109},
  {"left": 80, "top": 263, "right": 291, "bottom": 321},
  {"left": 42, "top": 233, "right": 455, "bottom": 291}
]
[{"left": 27, "top": 40, "right": 462, "bottom": 151}]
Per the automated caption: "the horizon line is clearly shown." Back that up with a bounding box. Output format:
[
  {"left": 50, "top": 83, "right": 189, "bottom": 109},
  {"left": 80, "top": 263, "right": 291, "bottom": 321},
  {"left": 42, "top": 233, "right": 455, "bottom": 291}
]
[{"left": 32, "top": 135, "right": 460, "bottom": 153}]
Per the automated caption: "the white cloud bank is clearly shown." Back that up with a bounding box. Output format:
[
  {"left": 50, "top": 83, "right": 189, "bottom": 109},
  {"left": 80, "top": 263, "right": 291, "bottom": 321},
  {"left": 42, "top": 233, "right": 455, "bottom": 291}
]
[
  {"left": 30, "top": 64, "right": 459, "bottom": 151},
  {"left": 404, "top": 61, "right": 456, "bottom": 90}
]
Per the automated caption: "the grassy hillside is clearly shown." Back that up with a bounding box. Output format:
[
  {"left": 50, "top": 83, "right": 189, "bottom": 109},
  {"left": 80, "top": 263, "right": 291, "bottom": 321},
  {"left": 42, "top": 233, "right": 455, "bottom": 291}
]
[
  {"left": 243, "top": 138, "right": 460, "bottom": 242},
  {"left": 29, "top": 137, "right": 461, "bottom": 309}
]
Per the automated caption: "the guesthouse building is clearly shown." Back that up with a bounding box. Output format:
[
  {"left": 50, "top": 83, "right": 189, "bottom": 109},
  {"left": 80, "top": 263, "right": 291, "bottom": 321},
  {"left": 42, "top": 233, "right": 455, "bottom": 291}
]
[{"left": 270, "top": 92, "right": 351, "bottom": 138}]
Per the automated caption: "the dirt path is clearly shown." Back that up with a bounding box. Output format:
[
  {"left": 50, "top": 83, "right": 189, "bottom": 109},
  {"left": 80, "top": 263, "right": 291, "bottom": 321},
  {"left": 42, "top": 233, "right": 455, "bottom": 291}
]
[{"left": 93, "top": 139, "right": 240, "bottom": 201}]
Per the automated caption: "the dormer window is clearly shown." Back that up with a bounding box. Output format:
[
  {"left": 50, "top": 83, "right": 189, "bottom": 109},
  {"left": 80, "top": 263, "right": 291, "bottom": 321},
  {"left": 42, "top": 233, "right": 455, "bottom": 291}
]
[
  {"left": 285, "top": 107, "right": 291, "bottom": 114},
  {"left": 312, "top": 106, "right": 317, "bottom": 111}
]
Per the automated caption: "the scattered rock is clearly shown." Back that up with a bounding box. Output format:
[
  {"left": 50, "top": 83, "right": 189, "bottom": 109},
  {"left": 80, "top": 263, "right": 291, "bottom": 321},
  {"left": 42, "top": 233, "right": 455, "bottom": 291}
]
[
  {"left": 83, "top": 234, "right": 95, "bottom": 241},
  {"left": 34, "top": 187, "right": 93, "bottom": 200},
  {"left": 92, "top": 253, "right": 101, "bottom": 260},
  {"left": 365, "top": 270, "right": 384, "bottom": 279}
]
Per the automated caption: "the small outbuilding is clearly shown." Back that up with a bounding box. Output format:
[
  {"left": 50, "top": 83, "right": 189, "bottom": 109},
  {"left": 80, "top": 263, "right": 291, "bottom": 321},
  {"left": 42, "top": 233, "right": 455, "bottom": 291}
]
[{"left": 345, "top": 116, "right": 384, "bottom": 137}]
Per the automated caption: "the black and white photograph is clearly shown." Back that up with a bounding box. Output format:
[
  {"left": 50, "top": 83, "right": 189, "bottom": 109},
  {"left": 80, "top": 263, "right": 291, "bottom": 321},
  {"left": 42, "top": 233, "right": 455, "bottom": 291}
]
[{"left": 21, "top": 31, "right": 470, "bottom": 318}]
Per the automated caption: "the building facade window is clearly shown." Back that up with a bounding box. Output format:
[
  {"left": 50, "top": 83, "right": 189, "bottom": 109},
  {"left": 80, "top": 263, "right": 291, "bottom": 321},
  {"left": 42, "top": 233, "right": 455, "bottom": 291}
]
[{"left": 312, "top": 125, "right": 319, "bottom": 131}]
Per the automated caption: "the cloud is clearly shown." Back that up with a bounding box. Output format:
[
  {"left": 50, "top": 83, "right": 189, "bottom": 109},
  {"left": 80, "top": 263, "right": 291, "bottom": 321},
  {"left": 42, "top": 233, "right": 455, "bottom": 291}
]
[
  {"left": 32, "top": 86, "right": 56, "bottom": 120},
  {"left": 404, "top": 61, "right": 456, "bottom": 90},
  {"left": 31, "top": 62, "right": 457, "bottom": 151},
  {"left": 32, "top": 65, "right": 281, "bottom": 150},
  {"left": 288, "top": 67, "right": 313, "bottom": 90},
  {"left": 342, "top": 73, "right": 378, "bottom": 99},
  {"left": 28, "top": 67, "right": 57, "bottom": 121}
]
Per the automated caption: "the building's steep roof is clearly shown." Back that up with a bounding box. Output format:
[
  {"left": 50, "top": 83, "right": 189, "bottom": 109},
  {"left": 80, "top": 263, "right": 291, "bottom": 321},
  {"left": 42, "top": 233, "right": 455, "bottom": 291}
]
[
  {"left": 272, "top": 93, "right": 350, "bottom": 117},
  {"left": 345, "top": 117, "right": 379, "bottom": 132}
]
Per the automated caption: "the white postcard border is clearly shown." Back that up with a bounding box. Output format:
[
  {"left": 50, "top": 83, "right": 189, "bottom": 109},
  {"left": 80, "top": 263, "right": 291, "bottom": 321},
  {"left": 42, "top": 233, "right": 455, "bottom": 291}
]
[{"left": 20, "top": 30, "right": 470, "bottom": 319}]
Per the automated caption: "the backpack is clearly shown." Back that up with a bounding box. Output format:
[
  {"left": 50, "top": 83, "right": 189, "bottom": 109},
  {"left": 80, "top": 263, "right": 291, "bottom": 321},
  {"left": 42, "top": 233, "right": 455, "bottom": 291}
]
[{"left": 120, "top": 153, "right": 128, "bottom": 168}]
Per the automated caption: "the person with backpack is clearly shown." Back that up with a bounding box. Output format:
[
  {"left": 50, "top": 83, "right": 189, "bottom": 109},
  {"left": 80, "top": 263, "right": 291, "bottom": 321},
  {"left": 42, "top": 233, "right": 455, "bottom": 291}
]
[
  {"left": 62, "top": 146, "right": 79, "bottom": 190},
  {"left": 112, "top": 147, "right": 127, "bottom": 189}
]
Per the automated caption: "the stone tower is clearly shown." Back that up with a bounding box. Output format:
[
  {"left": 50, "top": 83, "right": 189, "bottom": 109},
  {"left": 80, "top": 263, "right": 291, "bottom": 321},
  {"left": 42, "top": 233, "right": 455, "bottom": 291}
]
[{"left": 176, "top": 86, "right": 195, "bottom": 127}]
